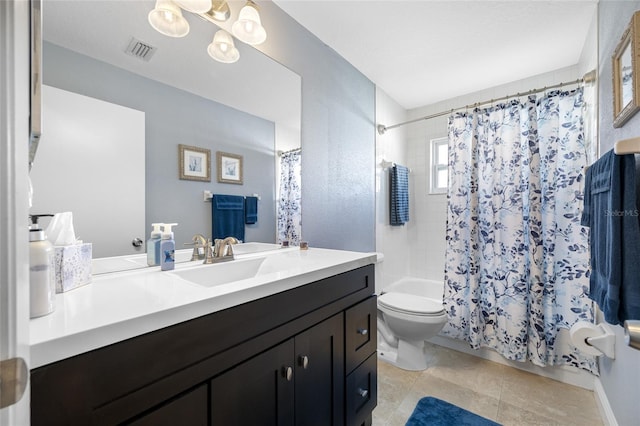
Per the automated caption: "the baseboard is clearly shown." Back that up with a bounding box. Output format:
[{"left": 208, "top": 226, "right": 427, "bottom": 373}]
[
  {"left": 428, "top": 335, "right": 596, "bottom": 390},
  {"left": 594, "top": 377, "right": 618, "bottom": 426}
]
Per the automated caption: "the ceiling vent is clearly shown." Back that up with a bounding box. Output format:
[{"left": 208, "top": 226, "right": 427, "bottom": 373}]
[{"left": 125, "top": 37, "right": 156, "bottom": 62}]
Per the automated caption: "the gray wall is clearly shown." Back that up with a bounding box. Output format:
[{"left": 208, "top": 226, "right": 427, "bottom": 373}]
[
  {"left": 598, "top": 2, "right": 640, "bottom": 425},
  {"left": 43, "top": 42, "right": 276, "bottom": 249},
  {"left": 253, "top": 1, "right": 376, "bottom": 252}
]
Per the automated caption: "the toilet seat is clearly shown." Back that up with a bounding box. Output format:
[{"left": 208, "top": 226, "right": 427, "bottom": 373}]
[{"left": 378, "top": 292, "right": 444, "bottom": 316}]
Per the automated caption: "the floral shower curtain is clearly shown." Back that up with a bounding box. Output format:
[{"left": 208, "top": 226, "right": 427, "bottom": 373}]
[
  {"left": 442, "top": 88, "right": 598, "bottom": 374},
  {"left": 277, "top": 149, "right": 302, "bottom": 245}
]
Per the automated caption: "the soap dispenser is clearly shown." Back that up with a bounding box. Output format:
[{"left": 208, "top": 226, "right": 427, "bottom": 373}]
[
  {"left": 160, "top": 223, "right": 178, "bottom": 271},
  {"left": 146, "top": 223, "right": 164, "bottom": 266},
  {"left": 29, "top": 214, "right": 56, "bottom": 318}
]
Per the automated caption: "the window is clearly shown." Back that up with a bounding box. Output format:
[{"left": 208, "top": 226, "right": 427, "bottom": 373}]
[{"left": 430, "top": 137, "right": 448, "bottom": 194}]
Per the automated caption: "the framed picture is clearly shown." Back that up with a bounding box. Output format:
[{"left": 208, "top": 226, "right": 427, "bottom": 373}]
[
  {"left": 613, "top": 11, "right": 640, "bottom": 128},
  {"left": 179, "top": 144, "right": 211, "bottom": 181},
  {"left": 217, "top": 151, "right": 243, "bottom": 185}
]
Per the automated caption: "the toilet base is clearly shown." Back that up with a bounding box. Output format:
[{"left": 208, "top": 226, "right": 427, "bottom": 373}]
[{"left": 377, "top": 338, "right": 429, "bottom": 371}]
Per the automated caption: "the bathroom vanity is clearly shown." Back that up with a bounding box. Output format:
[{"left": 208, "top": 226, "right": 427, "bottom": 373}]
[{"left": 30, "top": 248, "right": 377, "bottom": 425}]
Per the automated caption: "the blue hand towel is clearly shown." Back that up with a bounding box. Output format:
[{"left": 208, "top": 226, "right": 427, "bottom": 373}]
[
  {"left": 212, "top": 194, "right": 245, "bottom": 241},
  {"left": 581, "top": 149, "right": 640, "bottom": 325},
  {"left": 245, "top": 196, "right": 258, "bottom": 225},
  {"left": 390, "top": 164, "right": 409, "bottom": 226}
]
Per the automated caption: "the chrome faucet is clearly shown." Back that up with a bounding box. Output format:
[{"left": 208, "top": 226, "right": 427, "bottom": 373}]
[
  {"left": 184, "top": 234, "right": 208, "bottom": 261},
  {"left": 204, "top": 236, "right": 238, "bottom": 264}
]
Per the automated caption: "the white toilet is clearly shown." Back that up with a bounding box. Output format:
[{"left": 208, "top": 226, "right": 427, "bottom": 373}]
[{"left": 377, "top": 278, "right": 447, "bottom": 371}]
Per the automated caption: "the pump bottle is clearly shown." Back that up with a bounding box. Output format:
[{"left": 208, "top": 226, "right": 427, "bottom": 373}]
[
  {"left": 146, "top": 223, "right": 164, "bottom": 266},
  {"left": 160, "top": 223, "right": 178, "bottom": 271},
  {"left": 29, "top": 214, "right": 56, "bottom": 318}
]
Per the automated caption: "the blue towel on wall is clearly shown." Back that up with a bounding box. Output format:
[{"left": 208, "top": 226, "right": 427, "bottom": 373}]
[
  {"left": 212, "top": 194, "right": 245, "bottom": 241},
  {"left": 245, "top": 196, "right": 258, "bottom": 224},
  {"left": 390, "top": 164, "right": 409, "bottom": 226},
  {"left": 581, "top": 149, "right": 640, "bottom": 325}
]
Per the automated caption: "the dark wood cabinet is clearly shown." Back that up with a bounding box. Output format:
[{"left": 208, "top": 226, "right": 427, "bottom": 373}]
[
  {"left": 127, "top": 384, "right": 208, "bottom": 426},
  {"left": 211, "top": 313, "right": 344, "bottom": 426},
  {"left": 294, "top": 313, "right": 344, "bottom": 426},
  {"left": 211, "top": 339, "right": 295, "bottom": 426},
  {"left": 31, "top": 265, "right": 376, "bottom": 425}
]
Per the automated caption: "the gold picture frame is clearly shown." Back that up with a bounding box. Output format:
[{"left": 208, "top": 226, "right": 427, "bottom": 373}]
[
  {"left": 178, "top": 144, "right": 211, "bottom": 182},
  {"left": 613, "top": 11, "right": 640, "bottom": 128},
  {"left": 217, "top": 151, "right": 243, "bottom": 185}
]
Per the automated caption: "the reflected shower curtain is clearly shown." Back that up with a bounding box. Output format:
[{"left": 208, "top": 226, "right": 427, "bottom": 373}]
[
  {"left": 277, "top": 149, "right": 302, "bottom": 245},
  {"left": 443, "top": 89, "right": 598, "bottom": 374}
]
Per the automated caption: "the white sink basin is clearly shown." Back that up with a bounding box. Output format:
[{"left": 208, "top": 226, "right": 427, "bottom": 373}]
[
  {"left": 233, "top": 242, "right": 283, "bottom": 255},
  {"left": 171, "top": 257, "right": 266, "bottom": 287}
]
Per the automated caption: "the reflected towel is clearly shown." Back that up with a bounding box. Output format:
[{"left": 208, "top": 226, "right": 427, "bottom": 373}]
[
  {"left": 390, "top": 164, "right": 409, "bottom": 226},
  {"left": 212, "top": 194, "right": 245, "bottom": 241},
  {"left": 581, "top": 150, "right": 640, "bottom": 324},
  {"left": 245, "top": 196, "right": 258, "bottom": 225}
]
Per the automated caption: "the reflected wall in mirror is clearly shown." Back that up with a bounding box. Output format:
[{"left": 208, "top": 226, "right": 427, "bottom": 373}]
[{"left": 33, "top": 0, "right": 301, "bottom": 268}]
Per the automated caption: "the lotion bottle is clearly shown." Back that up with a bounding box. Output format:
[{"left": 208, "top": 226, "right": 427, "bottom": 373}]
[
  {"left": 29, "top": 214, "right": 56, "bottom": 318},
  {"left": 160, "top": 223, "right": 178, "bottom": 271},
  {"left": 146, "top": 223, "right": 163, "bottom": 266}
]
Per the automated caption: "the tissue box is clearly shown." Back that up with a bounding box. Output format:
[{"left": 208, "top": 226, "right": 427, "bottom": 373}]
[{"left": 53, "top": 243, "right": 92, "bottom": 293}]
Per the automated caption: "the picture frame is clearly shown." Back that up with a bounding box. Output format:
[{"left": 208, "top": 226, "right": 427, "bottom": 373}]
[
  {"left": 613, "top": 11, "right": 640, "bottom": 128},
  {"left": 217, "top": 151, "right": 243, "bottom": 185},
  {"left": 178, "top": 144, "right": 211, "bottom": 182}
]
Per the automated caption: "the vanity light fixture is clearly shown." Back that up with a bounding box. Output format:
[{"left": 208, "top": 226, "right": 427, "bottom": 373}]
[
  {"left": 231, "top": 0, "right": 267, "bottom": 45},
  {"left": 148, "top": 0, "right": 190, "bottom": 38},
  {"left": 148, "top": 0, "right": 267, "bottom": 64},
  {"left": 207, "top": 29, "right": 240, "bottom": 63}
]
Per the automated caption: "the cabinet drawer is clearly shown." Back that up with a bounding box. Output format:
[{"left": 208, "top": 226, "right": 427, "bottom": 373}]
[
  {"left": 346, "top": 353, "right": 377, "bottom": 426},
  {"left": 345, "top": 296, "right": 377, "bottom": 373}
]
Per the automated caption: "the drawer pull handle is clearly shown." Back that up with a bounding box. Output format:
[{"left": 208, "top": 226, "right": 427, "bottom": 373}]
[
  {"left": 298, "top": 355, "right": 309, "bottom": 369},
  {"left": 282, "top": 366, "right": 293, "bottom": 381},
  {"left": 357, "top": 328, "right": 368, "bottom": 336},
  {"left": 357, "top": 388, "right": 369, "bottom": 398}
]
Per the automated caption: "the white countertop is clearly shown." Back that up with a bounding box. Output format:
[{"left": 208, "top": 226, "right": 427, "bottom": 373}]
[{"left": 30, "top": 247, "right": 376, "bottom": 369}]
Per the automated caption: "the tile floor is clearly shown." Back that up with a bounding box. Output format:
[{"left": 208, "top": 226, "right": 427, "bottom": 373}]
[{"left": 373, "top": 343, "right": 603, "bottom": 426}]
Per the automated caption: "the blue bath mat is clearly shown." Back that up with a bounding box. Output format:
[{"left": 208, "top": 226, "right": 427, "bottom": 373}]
[{"left": 406, "top": 397, "right": 501, "bottom": 426}]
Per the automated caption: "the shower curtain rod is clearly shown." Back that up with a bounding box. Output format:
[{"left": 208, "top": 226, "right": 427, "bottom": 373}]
[{"left": 376, "top": 70, "right": 596, "bottom": 135}]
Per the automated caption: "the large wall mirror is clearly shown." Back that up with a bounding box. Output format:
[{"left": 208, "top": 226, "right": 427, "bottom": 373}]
[{"left": 31, "top": 0, "right": 301, "bottom": 271}]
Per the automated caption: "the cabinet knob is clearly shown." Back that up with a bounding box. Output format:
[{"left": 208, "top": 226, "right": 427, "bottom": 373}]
[
  {"left": 131, "top": 238, "right": 144, "bottom": 248},
  {"left": 282, "top": 366, "right": 293, "bottom": 381},
  {"left": 357, "top": 388, "right": 369, "bottom": 399},
  {"left": 298, "top": 355, "right": 309, "bottom": 369},
  {"left": 357, "top": 328, "right": 368, "bottom": 336}
]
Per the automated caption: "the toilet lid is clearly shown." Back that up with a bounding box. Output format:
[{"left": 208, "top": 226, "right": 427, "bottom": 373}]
[{"left": 378, "top": 292, "right": 444, "bottom": 315}]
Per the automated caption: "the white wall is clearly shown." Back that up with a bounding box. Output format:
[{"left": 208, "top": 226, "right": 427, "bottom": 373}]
[{"left": 375, "top": 87, "right": 409, "bottom": 291}]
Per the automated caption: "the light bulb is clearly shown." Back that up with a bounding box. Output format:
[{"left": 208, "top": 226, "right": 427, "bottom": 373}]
[
  {"left": 148, "top": 0, "right": 190, "bottom": 38},
  {"left": 207, "top": 30, "right": 239, "bottom": 63},
  {"left": 231, "top": 1, "right": 266, "bottom": 45}
]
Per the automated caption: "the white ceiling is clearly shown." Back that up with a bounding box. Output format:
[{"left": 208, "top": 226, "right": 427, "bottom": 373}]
[{"left": 273, "top": 0, "right": 598, "bottom": 109}]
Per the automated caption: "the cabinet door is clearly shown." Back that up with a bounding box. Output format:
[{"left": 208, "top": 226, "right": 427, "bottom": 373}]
[
  {"left": 126, "top": 384, "right": 208, "bottom": 426},
  {"left": 211, "top": 339, "right": 295, "bottom": 426},
  {"left": 294, "top": 313, "right": 345, "bottom": 426}
]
